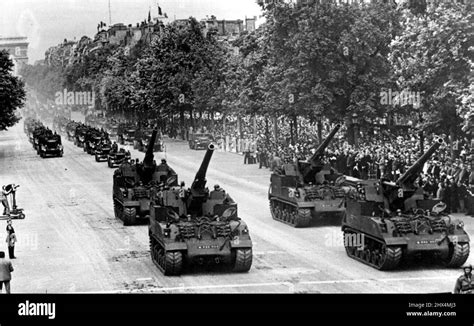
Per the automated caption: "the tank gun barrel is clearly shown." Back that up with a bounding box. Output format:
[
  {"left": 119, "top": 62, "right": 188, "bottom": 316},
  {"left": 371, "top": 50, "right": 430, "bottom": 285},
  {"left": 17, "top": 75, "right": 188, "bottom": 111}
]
[
  {"left": 310, "top": 124, "right": 341, "bottom": 163},
  {"left": 143, "top": 129, "right": 158, "bottom": 168},
  {"left": 191, "top": 143, "right": 216, "bottom": 190},
  {"left": 396, "top": 138, "right": 443, "bottom": 186}
]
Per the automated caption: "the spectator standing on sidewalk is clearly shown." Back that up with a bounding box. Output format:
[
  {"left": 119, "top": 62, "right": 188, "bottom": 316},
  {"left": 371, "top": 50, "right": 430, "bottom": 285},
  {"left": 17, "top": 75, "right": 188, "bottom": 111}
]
[
  {"left": 5, "top": 223, "right": 16, "bottom": 259},
  {"left": 0, "top": 251, "right": 13, "bottom": 294}
]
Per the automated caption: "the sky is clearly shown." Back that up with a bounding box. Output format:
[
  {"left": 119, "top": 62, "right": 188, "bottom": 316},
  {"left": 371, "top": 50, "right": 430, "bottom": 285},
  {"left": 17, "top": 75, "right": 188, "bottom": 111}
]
[{"left": 0, "top": 0, "right": 264, "bottom": 63}]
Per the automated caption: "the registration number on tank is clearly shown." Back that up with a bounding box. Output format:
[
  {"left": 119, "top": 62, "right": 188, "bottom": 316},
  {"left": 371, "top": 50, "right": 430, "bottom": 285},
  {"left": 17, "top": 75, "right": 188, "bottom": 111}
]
[
  {"left": 416, "top": 240, "right": 438, "bottom": 245},
  {"left": 198, "top": 245, "right": 219, "bottom": 249}
]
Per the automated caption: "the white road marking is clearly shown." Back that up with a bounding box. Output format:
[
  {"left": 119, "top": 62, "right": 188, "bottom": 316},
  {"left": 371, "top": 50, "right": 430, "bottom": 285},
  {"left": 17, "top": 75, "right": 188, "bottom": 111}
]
[{"left": 78, "top": 275, "right": 456, "bottom": 294}]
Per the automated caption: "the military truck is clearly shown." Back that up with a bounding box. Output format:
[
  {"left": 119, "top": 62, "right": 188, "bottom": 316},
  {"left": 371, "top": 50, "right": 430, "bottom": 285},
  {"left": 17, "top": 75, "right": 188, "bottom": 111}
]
[
  {"left": 188, "top": 133, "right": 214, "bottom": 150},
  {"left": 117, "top": 123, "right": 137, "bottom": 145},
  {"left": 84, "top": 130, "right": 106, "bottom": 155},
  {"left": 94, "top": 139, "right": 112, "bottom": 162},
  {"left": 148, "top": 143, "right": 253, "bottom": 275},
  {"left": 137, "top": 129, "right": 164, "bottom": 152},
  {"left": 113, "top": 130, "right": 178, "bottom": 225},
  {"left": 342, "top": 139, "right": 470, "bottom": 270},
  {"left": 38, "top": 133, "right": 63, "bottom": 158},
  {"left": 32, "top": 126, "right": 52, "bottom": 152},
  {"left": 66, "top": 121, "right": 80, "bottom": 141},
  {"left": 74, "top": 125, "right": 89, "bottom": 148},
  {"left": 268, "top": 124, "right": 347, "bottom": 227},
  {"left": 108, "top": 148, "right": 131, "bottom": 168}
]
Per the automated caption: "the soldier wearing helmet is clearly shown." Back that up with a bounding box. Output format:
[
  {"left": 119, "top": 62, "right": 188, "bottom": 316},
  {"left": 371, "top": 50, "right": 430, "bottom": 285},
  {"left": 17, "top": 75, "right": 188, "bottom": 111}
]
[{"left": 454, "top": 264, "right": 473, "bottom": 294}]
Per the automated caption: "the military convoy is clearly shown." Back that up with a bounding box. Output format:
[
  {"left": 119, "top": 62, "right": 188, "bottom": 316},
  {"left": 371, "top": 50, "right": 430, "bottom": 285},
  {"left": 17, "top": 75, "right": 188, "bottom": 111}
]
[
  {"left": 148, "top": 143, "right": 253, "bottom": 275},
  {"left": 23, "top": 108, "right": 469, "bottom": 278},
  {"left": 268, "top": 125, "right": 347, "bottom": 227},
  {"left": 342, "top": 139, "right": 470, "bottom": 270}
]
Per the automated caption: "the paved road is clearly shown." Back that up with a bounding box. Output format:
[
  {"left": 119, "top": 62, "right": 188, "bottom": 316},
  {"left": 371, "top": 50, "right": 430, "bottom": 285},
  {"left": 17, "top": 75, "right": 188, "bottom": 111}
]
[{"left": 0, "top": 121, "right": 472, "bottom": 293}]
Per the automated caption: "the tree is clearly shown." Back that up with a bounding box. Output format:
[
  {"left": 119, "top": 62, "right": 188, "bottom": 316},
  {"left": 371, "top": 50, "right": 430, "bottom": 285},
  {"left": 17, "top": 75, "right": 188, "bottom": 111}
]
[
  {"left": 0, "top": 50, "right": 26, "bottom": 130},
  {"left": 258, "top": 2, "right": 402, "bottom": 143},
  {"left": 389, "top": 2, "right": 473, "bottom": 153},
  {"left": 135, "top": 17, "right": 229, "bottom": 132}
]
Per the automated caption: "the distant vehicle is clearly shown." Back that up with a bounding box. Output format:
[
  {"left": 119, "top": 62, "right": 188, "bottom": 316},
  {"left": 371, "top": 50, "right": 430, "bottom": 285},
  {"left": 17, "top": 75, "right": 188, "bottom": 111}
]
[
  {"left": 74, "top": 125, "right": 89, "bottom": 148},
  {"left": 137, "top": 129, "right": 164, "bottom": 152},
  {"left": 94, "top": 140, "right": 112, "bottom": 162},
  {"left": 117, "top": 123, "right": 136, "bottom": 145},
  {"left": 38, "top": 134, "right": 63, "bottom": 158},
  {"left": 189, "top": 133, "right": 214, "bottom": 150},
  {"left": 107, "top": 148, "right": 130, "bottom": 168}
]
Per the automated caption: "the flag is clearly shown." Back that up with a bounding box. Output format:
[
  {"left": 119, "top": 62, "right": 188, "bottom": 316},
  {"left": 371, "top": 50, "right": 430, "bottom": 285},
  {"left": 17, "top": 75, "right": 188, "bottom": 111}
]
[
  {"left": 148, "top": 10, "right": 151, "bottom": 22},
  {"left": 158, "top": 6, "right": 162, "bottom": 16},
  {"left": 164, "top": 13, "right": 168, "bottom": 18}
]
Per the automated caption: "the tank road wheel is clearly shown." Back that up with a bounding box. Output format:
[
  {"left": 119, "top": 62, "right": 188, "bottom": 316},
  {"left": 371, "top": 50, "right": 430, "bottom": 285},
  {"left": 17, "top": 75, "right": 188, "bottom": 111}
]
[
  {"left": 122, "top": 207, "right": 137, "bottom": 226},
  {"left": 233, "top": 248, "right": 253, "bottom": 273},
  {"left": 162, "top": 251, "right": 183, "bottom": 276},
  {"left": 269, "top": 200, "right": 278, "bottom": 221},
  {"left": 343, "top": 230, "right": 402, "bottom": 270},
  {"left": 443, "top": 242, "right": 470, "bottom": 268},
  {"left": 294, "top": 209, "right": 312, "bottom": 228},
  {"left": 378, "top": 245, "right": 403, "bottom": 270}
]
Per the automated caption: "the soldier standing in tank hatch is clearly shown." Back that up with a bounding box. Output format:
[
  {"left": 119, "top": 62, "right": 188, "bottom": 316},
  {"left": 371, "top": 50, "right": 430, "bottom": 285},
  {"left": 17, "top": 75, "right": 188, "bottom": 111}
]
[{"left": 454, "top": 264, "right": 473, "bottom": 294}]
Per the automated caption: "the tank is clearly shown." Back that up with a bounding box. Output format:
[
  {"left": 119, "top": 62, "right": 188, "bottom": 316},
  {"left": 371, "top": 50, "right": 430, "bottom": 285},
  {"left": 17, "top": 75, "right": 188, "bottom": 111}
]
[
  {"left": 113, "top": 129, "right": 178, "bottom": 225},
  {"left": 341, "top": 138, "right": 470, "bottom": 270},
  {"left": 148, "top": 143, "right": 253, "bottom": 276},
  {"left": 268, "top": 124, "right": 347, "bottom": 227}
]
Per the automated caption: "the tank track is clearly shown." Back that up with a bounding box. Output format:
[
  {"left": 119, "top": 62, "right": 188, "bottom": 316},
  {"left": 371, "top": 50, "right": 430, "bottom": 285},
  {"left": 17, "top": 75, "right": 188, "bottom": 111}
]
[
  {"left": 149, "top": 236, "right": 183, "bottom": 276},
  {"left": 233, "top": 248, "right": 253, "bottom": 272},
  {"left": 113, "top": 187, "right": 138, "bottom": 226},
  {"left": 343, "top": 228, "right": 403, "bottom": 270},
  {"left": 122, "top": 207, "right": 137, "bottom": 226},
  {"left": 269, "top": 199, "right": 312, "bottom": 228},
  {"left": 444, "top": 242, "right": 470, "bottom": 268}
]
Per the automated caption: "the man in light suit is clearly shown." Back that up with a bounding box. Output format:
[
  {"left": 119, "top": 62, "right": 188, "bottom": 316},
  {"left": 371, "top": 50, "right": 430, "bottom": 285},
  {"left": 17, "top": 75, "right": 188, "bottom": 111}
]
[{"left": 0, "top": 251, "right": 14, "bottom": 294}]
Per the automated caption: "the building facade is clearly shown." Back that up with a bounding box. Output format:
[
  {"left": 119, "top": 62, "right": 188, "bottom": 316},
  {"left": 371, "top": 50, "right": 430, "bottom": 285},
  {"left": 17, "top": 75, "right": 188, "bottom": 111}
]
[{"left": 0, "top": 36, "right": 29, "bottom": 75}]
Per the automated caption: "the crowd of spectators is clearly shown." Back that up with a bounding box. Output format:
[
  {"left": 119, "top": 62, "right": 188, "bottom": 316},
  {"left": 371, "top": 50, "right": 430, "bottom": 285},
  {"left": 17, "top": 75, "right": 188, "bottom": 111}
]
[{"left": 161, "top": 114, "right": 473, "bottom": 215}]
